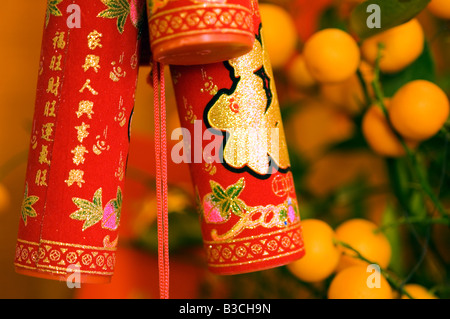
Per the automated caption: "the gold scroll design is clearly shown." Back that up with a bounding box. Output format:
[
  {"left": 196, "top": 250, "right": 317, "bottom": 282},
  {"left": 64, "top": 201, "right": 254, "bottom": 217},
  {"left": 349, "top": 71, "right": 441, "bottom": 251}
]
[
  {"left": 201, "top": 177, "right": 300, "bottom": 242},
  {"left": 207, "top": 25, "right": 290, "bottom": 176},
  {"left": 148, "top": 4, "right": 253, "bottom": 46}
]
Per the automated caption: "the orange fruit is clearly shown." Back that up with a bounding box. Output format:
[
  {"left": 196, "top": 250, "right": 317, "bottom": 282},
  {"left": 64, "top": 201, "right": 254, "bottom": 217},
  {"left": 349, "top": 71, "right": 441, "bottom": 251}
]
[
  {"left": 286, "top": 53, "right": 317, "bottom": 89},
  {"left": 287, "top": 219, "right": 341, "bottom": 282},
  {"left": 428, "top": 0, "right": 450, "bottom": 19},
  {"left": 361, "top": 19, "right": 424, "bottom": 74},
  {"left": 401, "top": 284, "right": 438, "bottom": 299},
  {"left": 362, "top": 100, "right": 418, "bottom": 157},
  {"left": 328, "top": 265, "right": 393, "bottom": 299},
  {"left": 320, "top": 74, "right": 365, "bottom": 115},
  {"left": 334, "top": 218, "right": 392, "bottom": 271},
  {"left": 389, "top": 80, "right": 450, "bottom": 141},
  {"left": 284, "top": 99, "right": 355, "bottom": 160},
  {"left": 303, "top": 28, "right": 360, "bottom": 83},
  {"left": 259, "top": 3, "right": 298, "bottom": 69}
]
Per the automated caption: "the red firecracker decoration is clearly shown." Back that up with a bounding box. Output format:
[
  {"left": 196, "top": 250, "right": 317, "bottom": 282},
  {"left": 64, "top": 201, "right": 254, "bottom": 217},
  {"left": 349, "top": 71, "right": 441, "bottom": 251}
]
[
  {"left": 147, "top": 0, "right": 255, "bottom": 65},
  {"left": 169, "top": 0, "right": 305, "bottom": 275},
  {"left": 14, "top": 0, "right": 145, "bottom": 283}
]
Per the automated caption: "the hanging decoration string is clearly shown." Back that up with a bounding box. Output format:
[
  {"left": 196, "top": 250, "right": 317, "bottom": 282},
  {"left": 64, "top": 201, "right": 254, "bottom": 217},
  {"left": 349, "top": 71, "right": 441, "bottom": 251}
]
[{"left": 153, "top": 60, "right": 169, "bottom": 299}]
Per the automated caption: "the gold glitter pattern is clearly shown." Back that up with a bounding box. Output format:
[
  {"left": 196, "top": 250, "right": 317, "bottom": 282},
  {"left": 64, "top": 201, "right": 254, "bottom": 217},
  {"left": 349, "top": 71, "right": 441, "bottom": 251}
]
[
  {"left": 207, "top": 27, "right": 290, "bottom": 176},
  {"left": 75, "top": 122, "right": 90, "bottom": 143},
  {"left": 87, "top": 30, "right": 103, "bottom": 50},
  {"left": 14, "top": 238, "right": 116, "bottom": 277},
  {"left": 71, "top": 145, "right": 89, "bottom": 165},
  {"left": 65, "top": 169, "right": 85, "bottom": 187},
  {"left": 205, "top": 225, "right": 304, "bottom": 269},
  {"left": 82, "top": 54, "right": 101, "bottom": 72},
  {"left": 76, "top": 100, "right": 95, "bottom": 119},
  {"left": 202, "top": 177, "right": 301, "bottom": 241},
  {"left": 148, "top": 4, "right": 253, "bottom": 46}
]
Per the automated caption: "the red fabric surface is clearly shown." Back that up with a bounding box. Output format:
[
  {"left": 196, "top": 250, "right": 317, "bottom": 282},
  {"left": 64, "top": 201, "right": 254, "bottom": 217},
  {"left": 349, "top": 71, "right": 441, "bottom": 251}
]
[
  {"left": 169, "top": 1, "right": 305, "bottom": 275},
  {"left": 14, "top": 0, "right": 145, "bottom": 283}
]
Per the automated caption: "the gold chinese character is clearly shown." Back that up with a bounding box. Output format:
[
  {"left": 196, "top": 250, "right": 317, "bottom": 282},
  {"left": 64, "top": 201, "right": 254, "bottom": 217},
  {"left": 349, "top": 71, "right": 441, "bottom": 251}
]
[
  {"left": 39, "top": 145, "right": 51, "bottom": 165},
  {"left": 79, "top": 79, "right": 98, "bottom": 95},
  {"left": 75, "top": 122, "right": 90, "bottom": 142},
  {"left": 71, "top": 145, "right": 89, "bottom": 165},
  {"left": 109, "top": 61, "right": 126, "bottom": 82},
  {"left": 52, "top": 31, "right": 66, "bottom": 50},
  {"left": 46, "top": 76, "right": 60, "bottom": 96},
  {"left": 44, "top": 100, "right": 56, "bottom": 117},
  {"left": 49, "top": 54, "right": 62, "bottom": 71},
  {"left": 41, "top": 123, "right": 54, "bottom": 142},
  {"left": 35, "top": 169, "right": 48, "bottom": 187},
  {"left": 87, "top": 30, "right": 103, "bottom": 50},
  {"left": 76, "top": 100, "right": 94, "bottom": 119},
  {"left": 82, "top": 55, "right": 100, "bottom": 73},
  {"left": 65, "top": 169, "right": 85, "bottom": 187}
]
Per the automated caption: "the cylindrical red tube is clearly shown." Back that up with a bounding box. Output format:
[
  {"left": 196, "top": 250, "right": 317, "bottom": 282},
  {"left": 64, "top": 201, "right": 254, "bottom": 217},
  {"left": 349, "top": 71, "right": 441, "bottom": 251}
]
[
  {"left": 147, "top": 0, "right": 255, "bottom": 65},
  {"left": 14, "top": 0, "right": 145, "bottom": 283},
  {"left": 169, "top": 1, "right": 305, "bottom": 275}
]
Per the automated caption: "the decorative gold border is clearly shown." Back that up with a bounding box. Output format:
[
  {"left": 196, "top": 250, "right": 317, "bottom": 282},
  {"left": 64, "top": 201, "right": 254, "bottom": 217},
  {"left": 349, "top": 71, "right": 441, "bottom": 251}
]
[
  {"left": 16, "top": 238, "right": 116, "bottom": 251},
  {"left": 207, "top": 246, "right": 305, "bottom": 268},
  {"left": 14, "top": 238, "right": 116, "bottom": 277},
  {"left": 149, "top": 3, "right": 252, "bottom": 21},
  {"left": 151, "top": 28, "right": 253, "bottom": 46}
]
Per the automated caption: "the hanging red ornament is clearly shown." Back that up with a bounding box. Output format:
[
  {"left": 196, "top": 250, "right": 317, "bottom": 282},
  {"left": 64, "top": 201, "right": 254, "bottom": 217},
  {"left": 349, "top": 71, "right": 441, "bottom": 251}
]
[
  {"left": 147, "top": 0, "right": 256, "bottom": 65},
  {"left": 169, "top": 0, "right": 305, "bottom": 275},
  {"left": 14, "top": 0, "right": 145, "bottom": 284}
]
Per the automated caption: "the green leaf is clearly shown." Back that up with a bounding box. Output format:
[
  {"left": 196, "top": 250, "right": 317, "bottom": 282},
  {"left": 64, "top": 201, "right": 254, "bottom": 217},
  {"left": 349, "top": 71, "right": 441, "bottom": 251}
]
[
  {"left": 380, "top": 41, "right": 435, "bottom": 97},
  {"left": 221, "top": 200, "right": 231, "bottom": 217},
  {"left": 226, "top": 177, "right": 245, "bottom": 199},
  {"left": 210, "top": 180, "right": 227, "bottom": 200},
  {"left": 45, "top": 0, "right": 63, "bottom": 28},
  {"left": 98, "top": 0, "right": 131, "bottom": 34},
  {"left": 71, "top": 188, "right": 104, "bottom": 231},
  {"left": 21, "top": 183, "right": 39, "bottom": 226},
  {"left": 350, "top": 0, "right": 431, "bottom": 40},
  {"left": 93, "top": 188, "right": 103, "bottom": 208}
]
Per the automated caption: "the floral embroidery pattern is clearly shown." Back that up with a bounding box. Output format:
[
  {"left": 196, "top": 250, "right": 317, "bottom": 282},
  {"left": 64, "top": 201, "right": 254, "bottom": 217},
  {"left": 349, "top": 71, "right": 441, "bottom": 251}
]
[
  {"left": 45, "top": 0, "right": 63, "bottom": 28},
  {"left": 201, "top": 178, "right": 300, "bottom": 241},
  {"left": 21, "top": 183, "right": 39, "bottom": 226},
  {"left": 70, "top": 187, "right": 122, "bottom": 231},
  {"left": 98, "top": 0, "right": 131, "bottom": 34}
]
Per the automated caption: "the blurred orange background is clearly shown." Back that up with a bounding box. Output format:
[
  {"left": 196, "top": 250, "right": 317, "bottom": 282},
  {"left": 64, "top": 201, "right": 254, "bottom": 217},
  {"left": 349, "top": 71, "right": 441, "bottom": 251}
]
[{"left": 1, "top": 0, "right": 449, "bottom": 299}]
